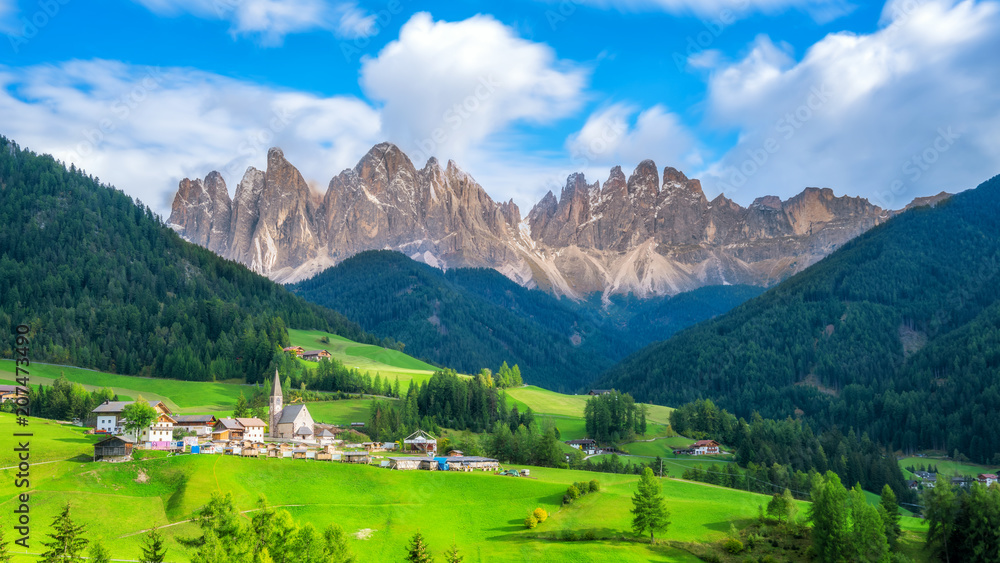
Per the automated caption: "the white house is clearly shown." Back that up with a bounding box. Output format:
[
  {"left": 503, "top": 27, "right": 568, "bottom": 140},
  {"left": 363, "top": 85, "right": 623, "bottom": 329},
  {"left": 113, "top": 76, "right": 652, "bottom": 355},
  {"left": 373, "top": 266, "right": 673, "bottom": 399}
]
[
  {"left": 235, "top": 418, "right": 267, "bottom": 442},
  {"left": 691, "top": 440, "right": 721, "bottom": 455},
  {"left": 91, "top": 400, "right": 173, "bottom": 442},
  {"left": 565, "top": 439, "right": 598, "bottom": 455}
]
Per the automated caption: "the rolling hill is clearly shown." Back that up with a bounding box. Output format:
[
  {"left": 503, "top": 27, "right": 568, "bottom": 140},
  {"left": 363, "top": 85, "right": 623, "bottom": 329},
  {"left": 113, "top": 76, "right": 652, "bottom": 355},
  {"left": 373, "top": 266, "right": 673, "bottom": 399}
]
[{"left": 598, "top": 173, "right": 1000, "bottom": 461}]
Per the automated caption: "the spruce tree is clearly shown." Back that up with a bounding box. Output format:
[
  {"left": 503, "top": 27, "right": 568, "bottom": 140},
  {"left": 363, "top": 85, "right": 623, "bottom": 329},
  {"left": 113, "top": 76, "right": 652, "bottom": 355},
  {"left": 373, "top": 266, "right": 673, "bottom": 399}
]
[
  {"left": 139, "top": 527, "right": 167, "bottom": 563},
  {"left": 879, "top": 484, "right": 902, "bottom": 548},
  {"left": 405, "top": 531, "right": 434, "bottom": 563},
  {"left": 630, "top": 467, "right": 671, "bottom": 541},
  {"left": 444, "top": 541, "right": 463, "bottom": 563},
  {"left": 87, "top": 540, "right": 110, "bottom": 563},
  {"left": 39, "top": 503, "right": 88, "bottom": 563},
  {"left": 0, "top": 529, "right": 13, "bottom": 563},
  {"left": 322, "top": 523, "right": 355, "bottom": 563},
  {"left": 808, "top": 472, "right": 849, "bottom": 563},
  {"left": 234, "top": 391, "right": 250, "bottom": 418}
]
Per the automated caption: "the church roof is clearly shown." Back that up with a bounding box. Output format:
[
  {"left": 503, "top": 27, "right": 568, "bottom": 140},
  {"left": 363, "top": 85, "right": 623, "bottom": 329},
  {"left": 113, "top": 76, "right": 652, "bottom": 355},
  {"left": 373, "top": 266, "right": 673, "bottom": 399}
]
[
  {"left": 295, "top": 425, "right": 314, "bottom": 436},
  {"left": 271, "top": 370, "right": 282, "bottom": 398},
  {"left": 278, "top": 403, "right": 309, "bottom": 424}
]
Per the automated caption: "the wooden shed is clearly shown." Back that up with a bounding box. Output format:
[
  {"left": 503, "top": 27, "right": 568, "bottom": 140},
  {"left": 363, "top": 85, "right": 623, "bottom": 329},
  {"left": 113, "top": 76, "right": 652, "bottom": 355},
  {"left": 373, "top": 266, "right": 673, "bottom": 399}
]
[
  {"left": 93, "top": 435, "right": 135, "bottom": 462},
  {"left": 342, "top": 451, "right": 370, "bottom": 464}
]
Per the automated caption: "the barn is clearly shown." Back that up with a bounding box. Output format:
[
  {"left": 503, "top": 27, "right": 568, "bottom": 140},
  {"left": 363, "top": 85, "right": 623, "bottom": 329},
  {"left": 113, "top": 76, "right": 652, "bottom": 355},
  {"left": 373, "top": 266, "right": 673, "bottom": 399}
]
[{"left": 93, "top": 435, "right": 136, "bottom": 462}]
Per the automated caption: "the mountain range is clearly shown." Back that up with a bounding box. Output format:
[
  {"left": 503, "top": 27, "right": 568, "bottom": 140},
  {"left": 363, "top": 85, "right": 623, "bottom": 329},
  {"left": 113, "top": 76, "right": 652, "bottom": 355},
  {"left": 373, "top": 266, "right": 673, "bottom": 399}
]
[{"left": 168, "top": 143, "right": 943, "bottom": 299}]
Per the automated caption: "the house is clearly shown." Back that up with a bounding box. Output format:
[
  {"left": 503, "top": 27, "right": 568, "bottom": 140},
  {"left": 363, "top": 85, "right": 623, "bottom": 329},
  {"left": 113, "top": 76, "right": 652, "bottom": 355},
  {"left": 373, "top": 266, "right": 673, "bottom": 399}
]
[
  {"left": 565, "top": 439, "right": 598, "bottom": 455},
  {"left": 404, "top": 430, "right": 437, "bottom": 454},
  {"left": 268, "top": 371, "right": 316, "bottom": 439},
  {"left": 316, "top": 428, "right": 337, "bottom": 445},
  {"left": 93, "top": 435, "right": 136, "bottom": 462},
  {"left": 388, "top": 457, "right": 437, "bottom": 471},
  {"left": 0, "top": 384, "right": 25, "bottom": 403},
  {"left": 978, "top": 474, "right": 998, "bottom": 487},
  {"left": 300, "top": 350, "right": 332, "bottom": 362},
  {"left": 952, "top": 477, "right": 973, "bottom": 488},
  {"left": 691, "top": 440, "right": 721, "bottom": 455},
  {"left": 213, "top": 418, "right": 267, "bottom": 443},
  {"left": 173, "top": 415, "right": 218, "bottom": 436},
  {"left": 914, "top": 471, "right": 936, "bottom": 487},
  {"left": 91, "top": 400, "right": 174, "bottom": 442},
  {"left": 282, "top": 346, "right": 305, "bottom": 354},
  {"left": 588, "top": 389, "right": 613, "bottom": 396},
  {"left": 906, "top": 480, "right": 920, "bottom": 491}
]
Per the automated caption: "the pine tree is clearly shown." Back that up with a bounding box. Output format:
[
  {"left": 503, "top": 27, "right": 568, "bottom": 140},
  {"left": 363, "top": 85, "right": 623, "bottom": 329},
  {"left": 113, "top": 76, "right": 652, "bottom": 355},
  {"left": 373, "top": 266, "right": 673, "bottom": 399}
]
[
  {"left": 849, "top": 484, "right": 889, "bottom": 563},
  {"left": 139, "top": 527, "right": 167, "bottom": 563},
  {"left": 405, "top": 531, "right": 434, "bottom": 563},
  {"left": 39, "top": 503, "right": 89, "bottom": 563},
  {"left": 322, "top": 523, "right": 355, "bottom": 563},
  {"left": 443, "top": 542, "right": 463, "bottom": 563},
  {"left": 808, "top": 472, "right": 850, "bottom": 563},
  {"left": 925, "top": 480, "right": 958, "bottom": 563},
  {"left": 0, "top": 529, "right": 13, "bottom": 563},
  {"left": 87, "top": 540, "right": 110, "bottom": 563},
  {"left": 879, "top": 484, "right": 902, "bottom": 548},
  {"left": 234, "top": 391, "right": 250, "bottom": 418},
  {"left": 630, "top": 467, "right": 671, "bottom": 541}
]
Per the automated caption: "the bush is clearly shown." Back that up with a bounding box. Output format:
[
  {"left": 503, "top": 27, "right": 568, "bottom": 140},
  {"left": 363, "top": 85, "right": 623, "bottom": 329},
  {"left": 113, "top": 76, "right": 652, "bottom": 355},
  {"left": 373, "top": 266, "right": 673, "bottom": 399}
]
[
  {"left": 582, "top": 530, "right": 597, "bottom": 541},
  {"left": 560, "top": 529, "right": 577, "bottom": 541},
  {"left": 588, "top": 479, "right": 600, "bottom": 492},
  {"left": 723, "top": 538, "right": 744, "bottom": 554},
  {"left": 532, "top": 508, "right": 548, "bottom": 523},
  {"left": 564, "top": 485, "right": 580, "bottom": 503},
  {"left": 524, "top": 515, "right": 538, "bottom": 529},
  {"left": 573, "top": 482, "right": 589, "bottom": 496}
]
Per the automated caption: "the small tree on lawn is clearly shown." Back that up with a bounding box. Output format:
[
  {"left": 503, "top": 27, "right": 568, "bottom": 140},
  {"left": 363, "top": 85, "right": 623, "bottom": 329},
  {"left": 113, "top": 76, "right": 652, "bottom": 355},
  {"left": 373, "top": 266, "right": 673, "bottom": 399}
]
[
  {"left": 322, "top": 522, "right": 355, "bottom": 563},
  {"left": 405, "top": 531, "right": 434, "bottom": 563},
  {"left": 139, "top": 527, "right": 167, "bottom": 563},
  {"left": 87, "top": 540, "right": 111, "bottom": 563},
  {"left": 443, "top": 541, "right": 463, "bottom": 563},
  {"left": 631, "top": 467, "right": 671, "bottom": 542},
  {"left": 122, "top": 396, "right": 158, "bottom": 441},
  {"left": 767, "top": 488, "right": 796, "bottom": 524},
  {"left": 39, "top": 503, "right": 89, "bottom": 563},
  {"left": 0, "top": 529, "right": 13, "bottom": 563}
]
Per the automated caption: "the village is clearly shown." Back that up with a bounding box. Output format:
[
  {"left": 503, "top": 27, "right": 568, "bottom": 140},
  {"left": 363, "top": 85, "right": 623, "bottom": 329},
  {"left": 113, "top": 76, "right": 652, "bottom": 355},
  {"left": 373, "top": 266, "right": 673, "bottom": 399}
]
[{"left": 89, "top": 369, "right": 506, "bottom": 473}]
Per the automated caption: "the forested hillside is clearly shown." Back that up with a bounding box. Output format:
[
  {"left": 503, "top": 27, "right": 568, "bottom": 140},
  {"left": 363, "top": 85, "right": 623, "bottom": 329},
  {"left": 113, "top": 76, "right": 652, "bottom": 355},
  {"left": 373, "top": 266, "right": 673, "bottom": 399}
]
[
  {"left": 599, "top": 174, "right": 1000, "bottom": 462},
  {"left": 290, "top": 250, "right": 760, "bottom": 390},
  {"left": 0, "top": 136, "right": 385, "bottom": 384}
]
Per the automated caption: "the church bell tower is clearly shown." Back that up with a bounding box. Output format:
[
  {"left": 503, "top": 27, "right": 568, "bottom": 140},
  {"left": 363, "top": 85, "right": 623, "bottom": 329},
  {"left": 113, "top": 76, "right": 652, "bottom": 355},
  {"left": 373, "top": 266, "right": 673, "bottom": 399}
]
[{"left": 269, "top": 370, "right": 283, "bottom": 439}]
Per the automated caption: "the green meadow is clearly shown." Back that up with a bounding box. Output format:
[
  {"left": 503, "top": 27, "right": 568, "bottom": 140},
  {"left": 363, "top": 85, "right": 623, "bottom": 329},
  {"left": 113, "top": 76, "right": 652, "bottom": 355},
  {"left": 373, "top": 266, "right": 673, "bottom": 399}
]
[
  {"left": 1, "top": 413, "right": 930, "bottom": 563},
  {"left": 897, "top": 455, "right": 999, "bottom": 479}
]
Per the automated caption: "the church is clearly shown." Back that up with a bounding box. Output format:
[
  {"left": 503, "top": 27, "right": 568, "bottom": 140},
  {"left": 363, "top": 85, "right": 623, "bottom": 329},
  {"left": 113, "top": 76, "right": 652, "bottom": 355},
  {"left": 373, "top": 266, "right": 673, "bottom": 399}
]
[{"left": 268, "top": 370, "right": 316, "bottom": 440}]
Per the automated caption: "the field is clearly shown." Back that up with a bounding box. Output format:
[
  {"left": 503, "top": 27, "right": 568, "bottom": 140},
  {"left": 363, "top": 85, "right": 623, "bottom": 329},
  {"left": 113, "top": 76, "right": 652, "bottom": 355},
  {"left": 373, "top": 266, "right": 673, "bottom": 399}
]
[
  {"left": 898, "top": 455, "right": 999, "bottom": 479},
  {"left": 286, "top": 329, "right": 444, "bottom": 388}
]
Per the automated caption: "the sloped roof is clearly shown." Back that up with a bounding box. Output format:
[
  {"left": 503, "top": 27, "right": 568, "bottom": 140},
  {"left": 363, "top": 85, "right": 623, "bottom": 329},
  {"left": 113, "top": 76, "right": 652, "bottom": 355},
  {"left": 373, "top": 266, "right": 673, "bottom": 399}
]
[
  {"left": 215, "top": 418, "right": 243, "bottom": 430},
  {"left": 95, "top": 435, "right": 136, "bottom": 445},
  {"left": 271, "top": 370, "right": 282, "bottom": 399},
  {"left": 174, "top": 415, "right": 217, "bottom": 424},
  {"left": 236, "top": 417, "right": 266, "bottom": 427},
  {"left": 317, "top": 429, "right": 335, "bottom": 437},
  {"left": 295, "top": 426, "right": 314, "bottom": 436},
  {"left": 278, "top": 403, "right": 309, "bottom": 424},
  {"left": 404, "top": 429, "right": 436, "bottom": 443}
]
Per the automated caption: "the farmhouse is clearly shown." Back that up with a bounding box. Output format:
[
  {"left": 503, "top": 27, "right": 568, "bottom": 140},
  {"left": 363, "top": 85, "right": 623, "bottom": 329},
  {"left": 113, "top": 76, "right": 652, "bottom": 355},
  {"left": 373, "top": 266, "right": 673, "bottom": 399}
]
[
  {"left": 173, "top": 415, "right": 218, "bottom": 436},
  {"left": 93, "top": 435, "right": 136, "bottom": 462},
  {"left": 0, "top": 384, "right": 25, "bottom": 403},
  {"left": 282, "top": 346, "right": 305, "bottom": 354},
  {"left": 213, "top": 417, "right": 267, "bottom": 443},
  {"left": 914, "top": 471, "right": 936, "bottom": 487},
  {"left": 565, "top": 439, "right": 598, "bottom": 455},
  {"left": 269, "top": 371, "right": 316, "bottom": 439},
  {"left": 91, "top": 400, "right": 174, "bottom": 442},
  {"left": 300, "top": 350, "right": 332, "bottom": 362},
  {"left": 588, "top": 389, "right": 613, "bottom": 396},
  {"left": 978, "top": 474, "right": 998, "bottom": 487},
  {"left": 404, "top": 430, "right": 437, "bottom": 454},
  {"left": 691, "top": 440, "right": 721, "bottom": 455}
]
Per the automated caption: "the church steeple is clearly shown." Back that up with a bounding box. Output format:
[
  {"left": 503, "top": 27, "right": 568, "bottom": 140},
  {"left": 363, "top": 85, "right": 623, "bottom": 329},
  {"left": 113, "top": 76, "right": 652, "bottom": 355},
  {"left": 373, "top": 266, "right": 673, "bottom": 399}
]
[{"left": 269, "top": 370, "right": 283, "bottom": 439}]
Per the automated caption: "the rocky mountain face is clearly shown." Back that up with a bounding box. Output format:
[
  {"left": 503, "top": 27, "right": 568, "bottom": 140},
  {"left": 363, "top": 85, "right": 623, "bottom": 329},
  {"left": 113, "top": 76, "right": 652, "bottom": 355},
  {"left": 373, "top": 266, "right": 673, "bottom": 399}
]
[{"left": 168, "top": 143, "right": 935, "bottom": 299}]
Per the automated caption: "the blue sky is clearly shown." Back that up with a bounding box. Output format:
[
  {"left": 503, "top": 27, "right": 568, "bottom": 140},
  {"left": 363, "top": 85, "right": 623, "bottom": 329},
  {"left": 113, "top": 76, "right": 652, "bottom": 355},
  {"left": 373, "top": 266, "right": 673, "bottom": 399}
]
[{"left": 1, "top": 0, "right": 998, "bottom": 216}]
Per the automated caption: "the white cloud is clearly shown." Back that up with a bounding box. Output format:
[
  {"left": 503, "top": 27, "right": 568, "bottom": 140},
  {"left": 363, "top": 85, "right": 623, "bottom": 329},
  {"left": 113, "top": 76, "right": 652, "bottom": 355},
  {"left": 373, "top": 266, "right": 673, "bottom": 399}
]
[
  {"left": 566, "top": 103, "right": 702, "bottom": 172},
  {"left": 131, "top": 0, "right": 378, "bottom": 44},
  {"left": 359, "top": 12, "right": 588, "bottom": 166},
  {"left": 556, "top": 0, "right": 855, "bottom": 23},
  {"left": 0, "top": 59, "right": 381, "bottom": 213},
  {"left": 699, "top": 0, "right": 1000, "bottom": 209}
]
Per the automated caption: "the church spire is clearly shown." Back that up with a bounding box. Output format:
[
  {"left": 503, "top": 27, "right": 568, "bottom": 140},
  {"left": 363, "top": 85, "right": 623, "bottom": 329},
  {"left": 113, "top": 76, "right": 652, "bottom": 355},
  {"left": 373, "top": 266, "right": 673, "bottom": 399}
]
[{"left": 271, "top": 369, "right": 282, "bottom": 399}]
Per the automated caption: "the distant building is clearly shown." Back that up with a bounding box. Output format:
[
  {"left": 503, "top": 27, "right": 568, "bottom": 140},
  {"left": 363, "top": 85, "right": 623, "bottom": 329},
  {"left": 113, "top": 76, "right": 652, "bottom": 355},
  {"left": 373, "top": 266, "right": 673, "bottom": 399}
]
[
  {"left": 268, "top": 371, "right": 315, "bottom": 440},
  {"left": 588, "top": 389, "right": 613, "bottom": 396},
  {"left": 978, "top": 474, "right": 998, "bottom": 487},
  {"left": 91, "top": 400, "right": 174, "bottom": 443},
  {"left": 914, "top": 471, "right": 937, "bottom": 487},
  {"left": 173, "top": 415, "right": 218, "bottom": 436},
  {"left": 93, "top": 435, "right": 135, "bottom": 462},
  {"left": 0, "top": 384, "right": 25, "bottom": 403},
  {"left": 300, "top": 350, "right": 332, "bottom": 362},
  {"left": 404, "top": 430, "right": 437, "bottom": 454},
  {"left": 565, "top": 439, "right": 598, "bottom": 455},
  {"left": 691, "top": 440, "right": 721, "bottom": 455},
  {"left": 213, "top": 417, "right": 267, "bottom": 443},
  {"left": 282, "top": 346, "right": 305, "bottom": 354}
]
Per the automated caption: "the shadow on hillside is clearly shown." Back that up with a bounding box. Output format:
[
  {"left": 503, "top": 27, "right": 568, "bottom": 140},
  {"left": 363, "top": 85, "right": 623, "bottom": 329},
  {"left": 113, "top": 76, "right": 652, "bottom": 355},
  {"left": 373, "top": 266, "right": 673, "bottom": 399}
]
[
  {"left": 701, "top": 520, "right": 733, "bottom": 533},
  {"left": 66, "top": 454, "right": 93, "bottom": 463}
]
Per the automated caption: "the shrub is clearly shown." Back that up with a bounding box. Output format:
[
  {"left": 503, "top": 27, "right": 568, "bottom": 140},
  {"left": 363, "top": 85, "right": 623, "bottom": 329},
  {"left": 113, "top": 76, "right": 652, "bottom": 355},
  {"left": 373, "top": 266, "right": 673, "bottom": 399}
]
[
  {"left": 532, "top": 508, "right": 548, "bottom": 523},
  {"left": 723, "top": 538, "right": 744, "bottom": 554},
  {"left": 573, "top": 482, "right": 589, "bottom": 496},
  {"left": 560, "top": 529, "right": 577, "bottom": 541},
  {"left": 588, "top": 479, "right": 600, "bottom": 492},
  {"left": 565, "top": 485, "right": 580, "bottom": 503},
  {"left": 524, "top": 515, "right": 538, "bottom": 529},
  {"left": 582, "top": 530, "right": 597, "bottom": 541}
]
